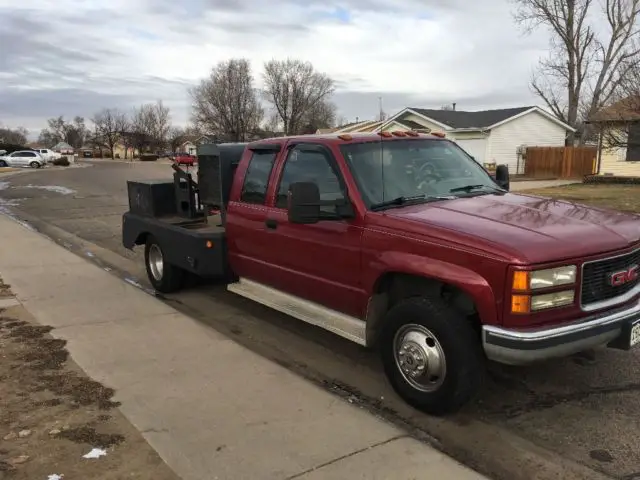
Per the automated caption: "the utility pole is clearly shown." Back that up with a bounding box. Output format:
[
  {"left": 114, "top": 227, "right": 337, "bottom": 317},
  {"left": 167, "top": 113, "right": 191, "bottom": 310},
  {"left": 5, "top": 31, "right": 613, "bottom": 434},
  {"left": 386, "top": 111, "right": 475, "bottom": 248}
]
[{"left": 378, "top": 96, "right": 383, "bottom": 122}]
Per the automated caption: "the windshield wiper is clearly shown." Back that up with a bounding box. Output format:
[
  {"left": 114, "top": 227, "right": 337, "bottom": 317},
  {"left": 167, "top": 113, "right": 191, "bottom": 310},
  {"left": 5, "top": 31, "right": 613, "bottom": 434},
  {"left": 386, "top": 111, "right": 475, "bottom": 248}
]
[
  {"left": 449, "top": 184, "right": 505, "bottom": 194},
  {"left": 371, "top": 195, "right": 450, "bottom": 212}
]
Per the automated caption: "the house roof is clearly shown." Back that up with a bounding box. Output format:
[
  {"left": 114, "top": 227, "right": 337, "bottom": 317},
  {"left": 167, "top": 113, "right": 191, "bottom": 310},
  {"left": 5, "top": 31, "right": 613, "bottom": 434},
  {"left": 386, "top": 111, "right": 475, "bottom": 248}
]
[
  {"left": 380, "top": 105, "right": 576, "bottom": 133},
  {"left": 588, "top": 96, "right": 640, "bottom": 123},
  {"left": 408, "top": 106, "right": 534, "bottom": 129}
]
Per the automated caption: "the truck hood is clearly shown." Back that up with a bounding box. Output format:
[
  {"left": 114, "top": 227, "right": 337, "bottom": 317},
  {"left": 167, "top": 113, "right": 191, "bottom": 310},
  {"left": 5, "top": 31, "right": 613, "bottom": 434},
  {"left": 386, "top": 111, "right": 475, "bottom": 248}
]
[{"left": 385, "top": 193, "right": 640, "bottom": 264}]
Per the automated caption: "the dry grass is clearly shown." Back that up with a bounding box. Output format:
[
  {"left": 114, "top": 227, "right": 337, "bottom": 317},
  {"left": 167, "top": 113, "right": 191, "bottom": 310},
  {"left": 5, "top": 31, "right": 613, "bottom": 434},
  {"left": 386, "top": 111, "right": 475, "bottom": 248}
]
[{"left": 522, "top": 184, "right": 640, "bottom": 214}]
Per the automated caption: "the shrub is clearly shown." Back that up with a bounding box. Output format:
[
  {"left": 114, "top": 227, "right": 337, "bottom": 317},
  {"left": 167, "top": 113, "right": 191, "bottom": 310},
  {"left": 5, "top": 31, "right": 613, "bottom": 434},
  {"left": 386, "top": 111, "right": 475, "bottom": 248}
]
[
  {"left": 52, "top": 157, "right": 70, "bottom": 167},
  {"left": 583, "top": 174, "right": 640, "bottom": 184},
  {"left": 139, "top": 153, "right": 158, "bottom": 161}
]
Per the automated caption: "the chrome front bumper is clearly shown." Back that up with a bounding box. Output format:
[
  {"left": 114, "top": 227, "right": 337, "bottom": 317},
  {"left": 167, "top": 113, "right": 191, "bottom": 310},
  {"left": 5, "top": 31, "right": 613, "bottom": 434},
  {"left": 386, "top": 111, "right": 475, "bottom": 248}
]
[{"left": 482, "top": 301, "right": 640, "bottom": 365}]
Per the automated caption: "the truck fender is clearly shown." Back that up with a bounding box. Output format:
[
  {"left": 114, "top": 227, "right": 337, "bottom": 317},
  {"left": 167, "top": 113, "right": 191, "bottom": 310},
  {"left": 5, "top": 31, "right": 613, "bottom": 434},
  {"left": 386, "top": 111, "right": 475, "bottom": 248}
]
[
  {"left": 121, "top": 214, "right": 148, "bottom": 250},
  {"left": 365, "top": 252, "right": 498, "bottom": 345}
]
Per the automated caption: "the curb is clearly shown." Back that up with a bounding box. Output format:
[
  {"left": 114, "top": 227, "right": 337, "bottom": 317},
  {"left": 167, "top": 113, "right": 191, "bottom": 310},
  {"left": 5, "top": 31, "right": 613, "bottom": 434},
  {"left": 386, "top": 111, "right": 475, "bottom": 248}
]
[{"left": 0, "top": 205, "right": 612, "bottom": 480}]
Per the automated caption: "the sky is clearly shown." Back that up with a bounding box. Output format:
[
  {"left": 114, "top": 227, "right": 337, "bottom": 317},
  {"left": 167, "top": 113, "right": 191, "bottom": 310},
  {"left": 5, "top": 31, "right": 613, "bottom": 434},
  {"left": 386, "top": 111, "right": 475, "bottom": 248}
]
[{"left": 0, "top": 0, "right": 551, "bottom": 137}]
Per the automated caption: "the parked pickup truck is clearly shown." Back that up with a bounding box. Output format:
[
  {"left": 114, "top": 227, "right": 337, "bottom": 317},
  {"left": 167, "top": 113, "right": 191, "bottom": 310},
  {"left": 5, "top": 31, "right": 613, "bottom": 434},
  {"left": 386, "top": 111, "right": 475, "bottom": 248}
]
[
  {"left": 36, "top": 148, "right": 62, "bottom": 163},
  {"left": 122, "top": 131, "right": 640, "bottom": 415}
]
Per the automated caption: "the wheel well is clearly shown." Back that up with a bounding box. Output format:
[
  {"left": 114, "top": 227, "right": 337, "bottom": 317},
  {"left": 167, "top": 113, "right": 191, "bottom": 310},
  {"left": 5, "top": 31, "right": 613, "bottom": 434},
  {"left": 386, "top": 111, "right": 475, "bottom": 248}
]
[
  {"left": 366, "top": 272, "right": 481, "bottom": 347},
  {"left": 135, "top": 232, "right": 149, "bottom": 246}
]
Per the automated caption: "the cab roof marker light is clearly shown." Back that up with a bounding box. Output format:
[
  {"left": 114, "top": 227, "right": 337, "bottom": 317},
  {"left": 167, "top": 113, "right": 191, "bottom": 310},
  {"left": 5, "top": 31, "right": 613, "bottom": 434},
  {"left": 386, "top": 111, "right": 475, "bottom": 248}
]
[
  {"left": 338, "top": 134, "right": 353, "bottom": 141},
  {"left": 378, "top": 131, "right": 393, "bottom": 138},
  {"left": 405, "top": 131, "right": 419, "bottom": 137},
  {"left": 431, "top": 131, "right": 446, "bottom": 138},
  {"left": 391, "top": 131, "right": 407, "bottom": 137}
]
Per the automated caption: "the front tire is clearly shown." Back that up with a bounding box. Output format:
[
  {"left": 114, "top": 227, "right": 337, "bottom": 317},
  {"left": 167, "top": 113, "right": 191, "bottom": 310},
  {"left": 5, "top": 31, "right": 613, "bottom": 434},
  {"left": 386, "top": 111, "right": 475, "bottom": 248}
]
[
  {"left": 30, "top": 161, "right": 41, "bottom": 169},
  {"left": 144, "top": 236, "right": 185, "bottom": 293},
  {"left": 380, "top": 296, "right": 485, "bottom": 416},
  {"left": 0, "top": 160, "right": 7, "bottom": 167}
]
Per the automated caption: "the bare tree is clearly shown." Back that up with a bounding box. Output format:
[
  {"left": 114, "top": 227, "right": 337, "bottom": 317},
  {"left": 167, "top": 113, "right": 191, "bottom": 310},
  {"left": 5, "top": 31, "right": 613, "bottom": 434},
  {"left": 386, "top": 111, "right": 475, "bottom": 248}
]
[
  {"left": 150, "top": 100, "right": 171, "bottom": 150},
  {"left": 299, "top": 99, "right": 337, "bottom": 133},
  {"left": 129, "top": 101, "right": 171, "bottom": 154},
  {"left": 168, "top": 126, "right": 186, "bottom": 152},
  {"left": 92, "top": 108, "right": 127, "bottom": 158},
  {"left": 38, "top": 116, "right": 88, "bottom": 148},
  {"left": 0, "top": 126, "right": 28, "bottom": 145},
  {"left": 263, "top": 111, "right": 282, "bottom": 133},
  {"left": 262, "top": 58, "right": 335, "bottom": 135},
  {"left": 590, "top": 54, "right": 640, "bottom": 149},
  {"left": 190, "top": 59, "right": 263, "bottom": 142},
  {"left": 512, "top": 0, "right": 640, "bottom": 142}
]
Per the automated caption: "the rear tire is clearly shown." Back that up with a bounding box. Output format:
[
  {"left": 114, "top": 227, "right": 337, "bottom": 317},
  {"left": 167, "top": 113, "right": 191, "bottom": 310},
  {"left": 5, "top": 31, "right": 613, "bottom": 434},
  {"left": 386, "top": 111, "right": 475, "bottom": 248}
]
[
  {"left": 144, "top": 236, "right": 185, "bottom": 293},
  {"left": 0, "top": 160, "right": 7, "bottom": 167},
  {"left": 380, "top": 296, "right": 485, "bottom": 416},
  {"left": 30, "top": 161, "right": 41, "bottom": 169}
]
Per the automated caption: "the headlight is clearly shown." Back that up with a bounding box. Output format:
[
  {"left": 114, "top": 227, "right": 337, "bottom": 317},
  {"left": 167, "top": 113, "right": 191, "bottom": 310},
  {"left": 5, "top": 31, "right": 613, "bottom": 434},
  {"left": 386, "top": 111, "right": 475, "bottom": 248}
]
[
  {"left": 512, "top": 265, "right": 577, "bottom": 291},
  {"left": 530, "top": 290, "right": 575, "bottom": 311}
]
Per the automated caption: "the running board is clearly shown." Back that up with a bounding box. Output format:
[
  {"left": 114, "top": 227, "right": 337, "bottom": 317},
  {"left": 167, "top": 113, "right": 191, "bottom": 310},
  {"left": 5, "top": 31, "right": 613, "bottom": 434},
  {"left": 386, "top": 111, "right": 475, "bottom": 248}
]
[{"left": 227, "top": 278, "right": 367, "bottom": 346}]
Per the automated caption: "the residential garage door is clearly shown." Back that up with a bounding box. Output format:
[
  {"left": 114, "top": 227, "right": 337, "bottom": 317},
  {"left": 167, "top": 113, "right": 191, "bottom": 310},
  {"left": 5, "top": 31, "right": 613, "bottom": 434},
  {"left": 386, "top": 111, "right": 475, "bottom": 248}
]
[{"left": 454, "top": 138, "right": 487, "bottom": 164}]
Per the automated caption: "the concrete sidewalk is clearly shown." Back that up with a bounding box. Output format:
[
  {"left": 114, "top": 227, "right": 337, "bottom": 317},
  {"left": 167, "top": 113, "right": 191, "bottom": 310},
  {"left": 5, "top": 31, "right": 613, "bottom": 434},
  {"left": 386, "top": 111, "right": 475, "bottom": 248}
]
[{"left": 0, "top": 213, "right": 488, "bottom": 480}]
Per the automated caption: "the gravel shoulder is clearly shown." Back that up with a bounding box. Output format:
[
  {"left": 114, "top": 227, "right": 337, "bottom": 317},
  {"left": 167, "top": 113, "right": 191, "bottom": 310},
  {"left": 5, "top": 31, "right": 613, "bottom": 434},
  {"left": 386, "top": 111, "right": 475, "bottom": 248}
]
[{"left": 0, "top": 277, "right": 180, "bottom": 480}]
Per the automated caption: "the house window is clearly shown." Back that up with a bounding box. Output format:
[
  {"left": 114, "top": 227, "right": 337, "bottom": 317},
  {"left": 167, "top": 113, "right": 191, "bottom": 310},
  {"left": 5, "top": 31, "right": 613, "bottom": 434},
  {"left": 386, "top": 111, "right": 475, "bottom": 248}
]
[{"left": 626, "top": 122, "right": 640, "bottom": 161}]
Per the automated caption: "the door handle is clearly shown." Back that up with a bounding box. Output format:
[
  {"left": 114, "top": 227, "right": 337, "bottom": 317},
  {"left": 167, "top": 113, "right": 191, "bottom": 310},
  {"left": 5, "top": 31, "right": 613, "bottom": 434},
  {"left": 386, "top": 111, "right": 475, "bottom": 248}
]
[{"left": 265, "top": 218, "right": 278, "bottom": 230}]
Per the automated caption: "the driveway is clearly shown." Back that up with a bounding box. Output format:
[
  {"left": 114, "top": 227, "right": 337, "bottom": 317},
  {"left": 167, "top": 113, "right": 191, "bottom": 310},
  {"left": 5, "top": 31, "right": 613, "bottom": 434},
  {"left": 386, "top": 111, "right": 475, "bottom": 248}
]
[
  {"left": 0, "top": 162, "right": 635, "bottom": 480},
  {"left": 511, "top": 179, "right": 580, "bottom": 191}
]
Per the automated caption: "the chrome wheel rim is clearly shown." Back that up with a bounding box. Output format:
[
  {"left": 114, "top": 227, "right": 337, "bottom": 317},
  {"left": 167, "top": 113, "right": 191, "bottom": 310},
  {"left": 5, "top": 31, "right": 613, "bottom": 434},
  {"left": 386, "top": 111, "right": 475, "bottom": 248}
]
[
  {"left": 393, "top": 324, "right": 447, "bottom": 392},
  {"left": 148, "top": 244, "right": 164, "bottom": 281}
]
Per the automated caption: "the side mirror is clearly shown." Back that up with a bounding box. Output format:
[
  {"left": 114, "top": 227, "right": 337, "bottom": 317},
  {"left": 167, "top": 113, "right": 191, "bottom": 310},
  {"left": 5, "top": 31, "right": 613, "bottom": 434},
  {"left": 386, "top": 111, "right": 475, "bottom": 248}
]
[
  {"left": 495, "top": 164, "right": 510, "bottom": 191},
  {"left": 288, "top": 182, "right": 320, "bottom": 224}
]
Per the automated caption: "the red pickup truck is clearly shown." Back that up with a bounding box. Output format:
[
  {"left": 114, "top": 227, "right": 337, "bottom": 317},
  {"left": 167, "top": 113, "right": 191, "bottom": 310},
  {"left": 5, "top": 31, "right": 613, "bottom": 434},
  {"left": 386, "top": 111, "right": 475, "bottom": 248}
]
[{"left": 122, "top": 132, "right": 640, "bottom": 415}]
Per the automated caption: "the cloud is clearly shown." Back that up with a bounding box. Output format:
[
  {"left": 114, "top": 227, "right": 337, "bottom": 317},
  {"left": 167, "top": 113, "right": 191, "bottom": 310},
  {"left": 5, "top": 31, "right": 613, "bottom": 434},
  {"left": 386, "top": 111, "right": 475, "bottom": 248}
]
[{"left": 0, "top": 0, "right": 550, "bottom": 136}]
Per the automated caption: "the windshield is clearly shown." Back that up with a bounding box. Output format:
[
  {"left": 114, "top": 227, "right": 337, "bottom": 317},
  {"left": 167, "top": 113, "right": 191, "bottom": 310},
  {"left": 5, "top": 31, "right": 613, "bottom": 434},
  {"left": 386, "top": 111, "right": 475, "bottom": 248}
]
[{"left": 340, "top": 139, "right": 500, "bottom": 208}]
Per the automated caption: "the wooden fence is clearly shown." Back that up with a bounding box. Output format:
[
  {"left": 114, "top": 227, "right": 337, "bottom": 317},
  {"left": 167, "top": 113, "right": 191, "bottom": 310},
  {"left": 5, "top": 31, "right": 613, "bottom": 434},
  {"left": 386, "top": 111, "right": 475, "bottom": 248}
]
[{"left": 524, "top": 146, "right": 597, "bottom": 179}]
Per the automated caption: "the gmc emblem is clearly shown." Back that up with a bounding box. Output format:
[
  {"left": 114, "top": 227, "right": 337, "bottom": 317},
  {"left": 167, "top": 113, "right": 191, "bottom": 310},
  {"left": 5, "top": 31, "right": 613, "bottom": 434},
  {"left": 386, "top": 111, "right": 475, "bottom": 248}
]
[{"left": 609, "top": 265, "right": 639, "bottom": 287}]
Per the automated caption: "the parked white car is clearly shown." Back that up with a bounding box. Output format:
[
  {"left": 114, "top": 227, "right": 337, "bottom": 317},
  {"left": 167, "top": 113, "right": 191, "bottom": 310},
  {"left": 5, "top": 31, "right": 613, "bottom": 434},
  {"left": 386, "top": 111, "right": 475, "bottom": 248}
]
[
  {"left": 0, "top": 150, "right": 46, "bottom": 168},
  {"left": 36, "top": 148, "right": 62, "bottom": 163}
]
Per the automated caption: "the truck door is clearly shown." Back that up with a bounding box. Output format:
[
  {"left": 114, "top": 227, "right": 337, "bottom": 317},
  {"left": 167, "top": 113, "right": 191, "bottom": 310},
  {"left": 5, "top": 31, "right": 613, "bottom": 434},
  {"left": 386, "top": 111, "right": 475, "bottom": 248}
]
[
  {"left": 225, "top": 144, "right": 282, "bottom": 281},
  {"left": 259, "top": 143, "right": 366, "bottom": 318}
]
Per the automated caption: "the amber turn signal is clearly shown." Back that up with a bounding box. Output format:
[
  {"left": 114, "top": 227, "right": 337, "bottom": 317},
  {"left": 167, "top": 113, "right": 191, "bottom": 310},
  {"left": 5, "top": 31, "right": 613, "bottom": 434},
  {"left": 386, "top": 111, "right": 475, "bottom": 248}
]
[
  {"left": 511, "top": 294, "right": 530, "bottom": 314},
  {"left": 512, "top": 271, "right": 529, "bottom": 291}
]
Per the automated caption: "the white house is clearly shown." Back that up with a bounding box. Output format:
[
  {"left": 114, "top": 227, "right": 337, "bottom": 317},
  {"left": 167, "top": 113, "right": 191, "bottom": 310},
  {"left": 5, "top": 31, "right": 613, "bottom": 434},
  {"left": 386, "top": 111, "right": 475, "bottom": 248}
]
[
  {"left": 377, "top": 106, "right": 576, "bottom": 173},
  {"left": 177, "top": 135, "right": 214, "bottom": 155}
]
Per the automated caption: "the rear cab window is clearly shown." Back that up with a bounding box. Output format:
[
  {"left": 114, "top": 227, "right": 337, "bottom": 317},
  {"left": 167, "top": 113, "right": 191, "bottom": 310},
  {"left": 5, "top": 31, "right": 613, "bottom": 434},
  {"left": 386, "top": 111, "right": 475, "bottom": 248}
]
[{"left": 239, "top": 150, "right": 278, "bottom": 205}]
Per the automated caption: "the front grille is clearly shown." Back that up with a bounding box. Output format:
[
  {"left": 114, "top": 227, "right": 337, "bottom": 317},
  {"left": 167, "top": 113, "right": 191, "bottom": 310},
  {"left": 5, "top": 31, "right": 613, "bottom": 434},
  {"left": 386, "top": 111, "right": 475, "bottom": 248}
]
[{"left": 581, "top": 248, "right": 640, "bottom": 306}]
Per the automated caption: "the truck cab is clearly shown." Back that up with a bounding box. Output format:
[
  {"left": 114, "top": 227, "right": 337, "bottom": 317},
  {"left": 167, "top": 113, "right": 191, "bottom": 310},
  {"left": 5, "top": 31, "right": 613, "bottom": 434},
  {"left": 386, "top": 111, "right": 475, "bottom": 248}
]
[{"left": 122, "top": 132, "right": 640, "bottom": 415}]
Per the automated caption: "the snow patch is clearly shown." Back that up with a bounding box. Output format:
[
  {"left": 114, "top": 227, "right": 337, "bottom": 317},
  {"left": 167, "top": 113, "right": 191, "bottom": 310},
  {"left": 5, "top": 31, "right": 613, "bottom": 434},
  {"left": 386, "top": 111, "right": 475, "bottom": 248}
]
[
  {"left": 22, "top": 184, "right": 75, "bottom": 195},
  {"left": 0, "top": 181, "right": 9, "bottom": 190},
  {"left": 0, "top": 197, "right": 24, "bottom": 207},
  {"left": 82, "top": 448, "right": 107, "bottom": 459}
]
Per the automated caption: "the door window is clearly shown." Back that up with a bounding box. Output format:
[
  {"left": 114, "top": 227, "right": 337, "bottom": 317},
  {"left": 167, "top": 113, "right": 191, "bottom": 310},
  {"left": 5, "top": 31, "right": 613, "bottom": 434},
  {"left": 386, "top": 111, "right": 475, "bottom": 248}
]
[{"left": 276, "top": 147, "right": 345, "bottom": 212}]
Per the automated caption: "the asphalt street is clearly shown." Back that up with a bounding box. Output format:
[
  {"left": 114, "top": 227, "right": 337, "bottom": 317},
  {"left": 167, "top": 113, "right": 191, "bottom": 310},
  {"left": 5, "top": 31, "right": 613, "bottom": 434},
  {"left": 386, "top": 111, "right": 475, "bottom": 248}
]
[{"left": 0, "top": 161, "right": 637, "bottom": 480}]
